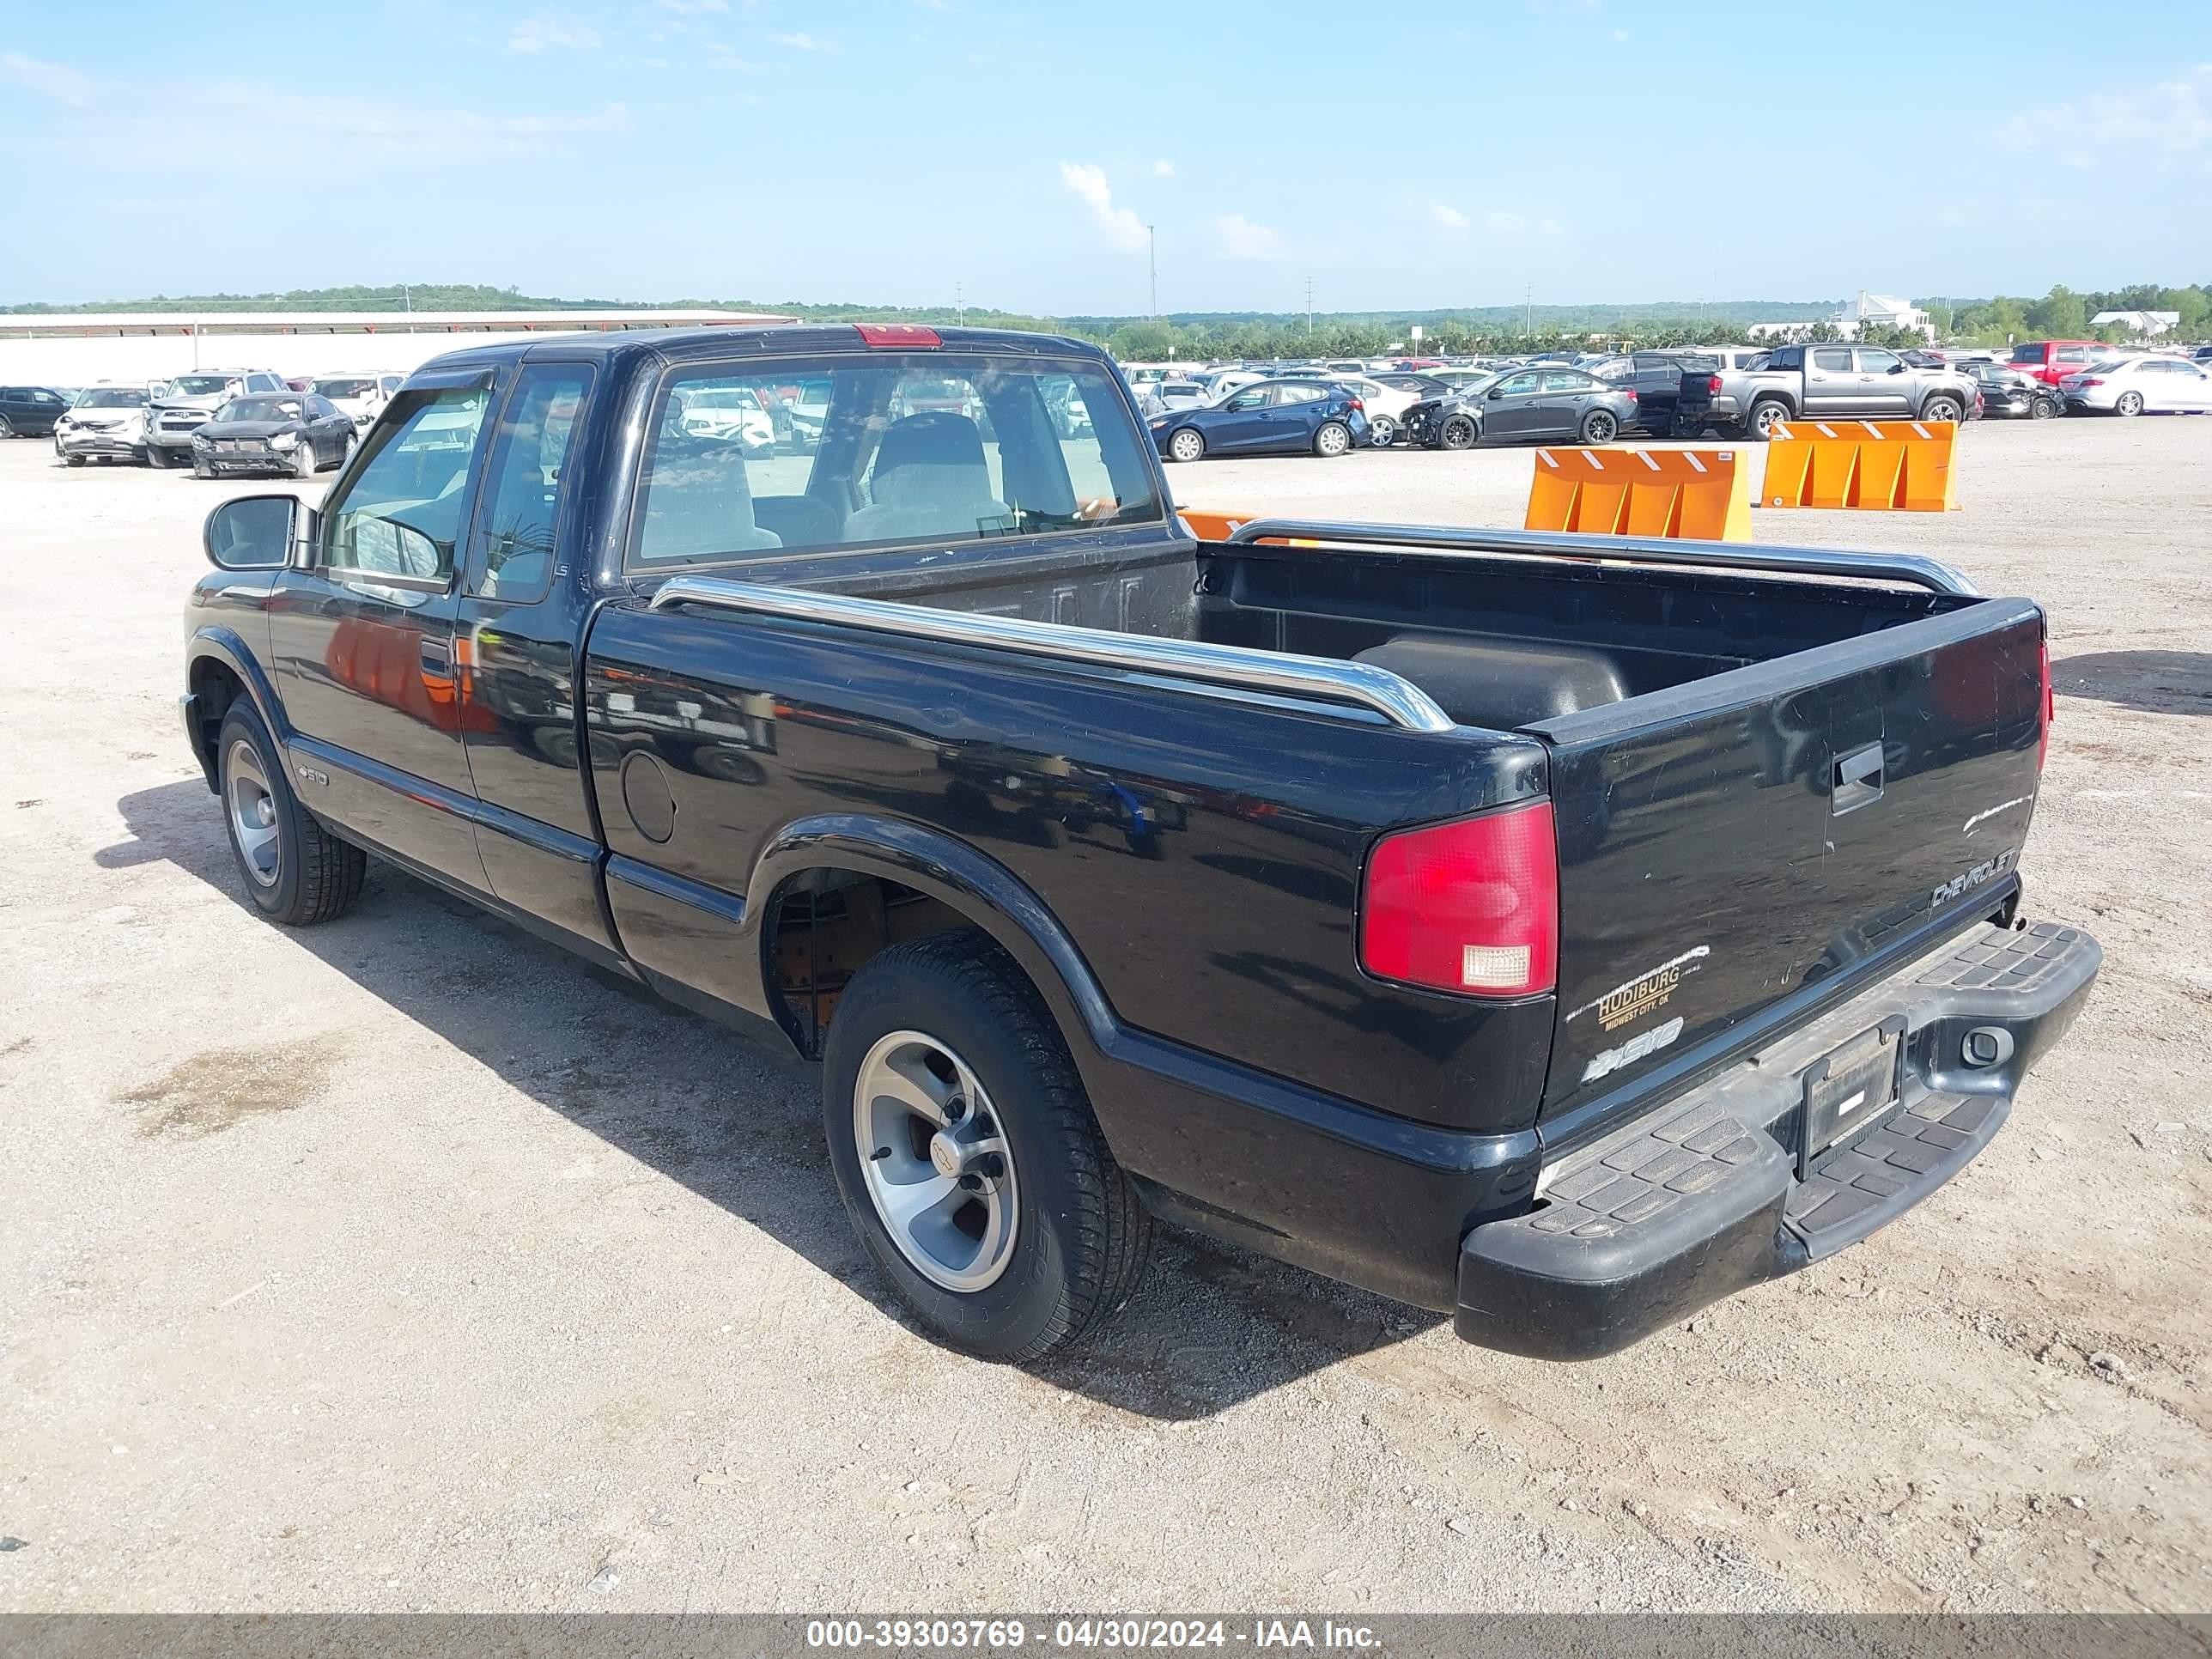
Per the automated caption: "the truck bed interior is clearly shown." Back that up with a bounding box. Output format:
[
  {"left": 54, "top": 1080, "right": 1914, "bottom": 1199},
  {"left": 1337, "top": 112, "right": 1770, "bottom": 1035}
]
[{"left": 796, "top": 531, "right": 1967, "bottom": 736}]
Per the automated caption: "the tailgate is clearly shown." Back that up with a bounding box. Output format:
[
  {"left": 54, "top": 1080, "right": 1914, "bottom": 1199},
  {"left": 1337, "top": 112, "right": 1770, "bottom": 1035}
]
[{"left": 1534, "top": 599, "right": 2047, "bottom": 1121}]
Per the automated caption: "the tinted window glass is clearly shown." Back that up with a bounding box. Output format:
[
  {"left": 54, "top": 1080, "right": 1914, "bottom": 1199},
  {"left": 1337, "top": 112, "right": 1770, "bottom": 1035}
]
[
  {"left": 1496, "top": 372, "right": 1540, "bottom": 395},
  {"left": 74, "top": 388, "right": 148, "bottom": 409},
  {"left": 1812, "top": 348, "right": 1852, "bottom": 371},
  {"left": 1540, "top": 370, "right": 1590, "bottom": 392},
  {"left": 222, "top": 397, "right": 304, "bottom": 422},
  {"left": 313, "top": 378, "right": 378, "bottom": 399},
  {"left": 632, "top": 355, "right": 1160, "bottom": 568},
  {"left": 2056, "top": 347, "right": 2087, "bottom": 363},
  {"left": 470, "top": 365, "right": 592, "bottom": 604},
  {"left": 1857, "top": 349, "right": 1902, "bottom": 373},
  {"left": 1224, "top": 387, "right": 1272, "bottom": 410},
  {"left": 1278, "top": 383, "right": 1327, "bottom": 403},
  {"left": 323, "top": 387, "right": 490, "bottom": 582}
]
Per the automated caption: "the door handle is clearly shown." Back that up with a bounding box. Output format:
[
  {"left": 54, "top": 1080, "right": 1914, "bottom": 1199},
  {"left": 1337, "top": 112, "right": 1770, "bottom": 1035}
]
[
  {"left": 420, "top": 637, "right": 453, "bottom": 675},
  {"left": 1832, "top": 742, "right": 1884, "bottom": 815}
]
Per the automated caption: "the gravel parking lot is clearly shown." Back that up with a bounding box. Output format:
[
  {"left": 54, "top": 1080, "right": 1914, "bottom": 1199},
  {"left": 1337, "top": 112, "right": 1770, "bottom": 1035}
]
[{"left": 3, "top": 418, "right": 2208, "bottom": 1615}]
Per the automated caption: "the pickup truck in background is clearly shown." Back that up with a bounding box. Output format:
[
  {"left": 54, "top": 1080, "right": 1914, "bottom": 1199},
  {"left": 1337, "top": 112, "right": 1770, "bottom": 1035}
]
[
  {"left": 2005, "top": 341, "right": 2112, "bottom": 385},
  {"left": 1675, "top": 343, "right": 1978, "bottom": 440},
  {"left": 182, "top": 323, "right": 2097, "bottom": 1364}
]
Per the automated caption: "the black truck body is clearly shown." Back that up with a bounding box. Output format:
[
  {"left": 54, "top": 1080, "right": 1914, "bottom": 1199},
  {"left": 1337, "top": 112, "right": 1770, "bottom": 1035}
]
[{"left": 182, "top": 324, "right": 2098, "bottom": 1362}]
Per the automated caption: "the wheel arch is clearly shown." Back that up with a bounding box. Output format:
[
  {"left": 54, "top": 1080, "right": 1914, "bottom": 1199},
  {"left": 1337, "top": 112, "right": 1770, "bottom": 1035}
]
[{"left": 185, "top": 629, "right": 290, "bottom": 793}]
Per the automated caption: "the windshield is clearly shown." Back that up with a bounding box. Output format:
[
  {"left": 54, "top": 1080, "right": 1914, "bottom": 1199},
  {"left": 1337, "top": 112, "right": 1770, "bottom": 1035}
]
[
  {"left": 220, "top": 397, "right": 304, "bottom": 423},
  {"left": 173, "top": 374, "right": 238, "bottom": 395},
  {"left": 74, "top": 388, "right": 147, "bottom": 409},
  {"left": 312, "top": 378, "right": 377, "bottom": 398}
]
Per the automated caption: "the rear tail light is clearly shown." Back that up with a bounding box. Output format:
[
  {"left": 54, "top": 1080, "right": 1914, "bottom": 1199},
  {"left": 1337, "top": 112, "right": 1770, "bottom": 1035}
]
[
  {"left": 2079, "top": 378, "right": 2103, "bottom": 387},
  {"left": 2039, "top": 635, "right": 2053, "bottom": 772},
  {"left": 1706, "top": 374, "right": 1723, "bottom": 394},
  {"left": 1359, "top": 802, "right": 1559, "bottom": 998},
  {"left": 854, "top": 323, "right": 940, "bottom": 349},
  {"left": 1624, "top": 388, "right": 1638, "bottom": 400},
  {"left": 1347, "top": 397, "right": 1364, "bottom": 412}
]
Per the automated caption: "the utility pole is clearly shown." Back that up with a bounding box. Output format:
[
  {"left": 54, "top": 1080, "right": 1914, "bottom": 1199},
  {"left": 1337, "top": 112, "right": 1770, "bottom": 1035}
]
[
  {"left": 1306, "top": 276, "right": 1315, "bottom": 341},
  {"left": 404, "top": 283, "right": 412, "bottom": 313},
  {"left": 1524, "top": 283, "right": 1531, "bottom": 341},
  {"left": 1147, "top": 226, "right": 1158, "bottom": 321},
  {"left": 955, "top": 281, "right": 963, "bottom": 319}
]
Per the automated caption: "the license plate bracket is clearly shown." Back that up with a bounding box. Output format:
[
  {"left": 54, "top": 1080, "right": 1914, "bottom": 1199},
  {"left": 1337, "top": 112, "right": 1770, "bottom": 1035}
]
[{"left": 1798, "top": 1017, "right": 1905, "bottom": 1180}]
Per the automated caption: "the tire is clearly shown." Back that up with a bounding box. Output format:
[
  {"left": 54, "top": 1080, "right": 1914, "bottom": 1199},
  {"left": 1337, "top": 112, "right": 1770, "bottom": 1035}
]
[
  {"left": 0, "top": 416, "right": 13, "bottom": 440},
  {"left": 823, "top": 931, "right": 1152, "bottom": 1364},
  {"left": 1313, "top": 421, "right": 1352, "bottom": 458},
  {"left": 293, "top": 441, "right": 317, "bottom": 478},
  {"left": 1920, "top": 396, "right": 1963, "bottom": 425},
  {"left": 1746, "top": 399, "right": 1790, "bottom": 441},
  {"left": 2030, "top": 395, "right": 2059, "bottom": 420},
  {"left": 1438, "top": 413, "right": 1478, "bottom": 450},
  {"left": 339, "top": 432, "right": 357, "bottom": 470},
  {"left": 145, "top": 443, "right": 170, "bottom": 469},
  {"left": 1367, "top": 415, "right": 1397, "bottom": 448},
  {"left": 2115, "top": 392, "right": 2143, "bottom": 417},
  {"left": 216, "top": 702, "right": 368, "bottom": 927},
  {"left": 1578, "top": 409, "right": 1620, "bottom": 445},
  {"left": 65, "top": 455, "right": 85, "bottom": 468},
  {"left": 1167, "top": 427, "right": 1205, "bottom": 463},
  {"left": 193, "top": 458, "right": 213, "bottom": 479}
]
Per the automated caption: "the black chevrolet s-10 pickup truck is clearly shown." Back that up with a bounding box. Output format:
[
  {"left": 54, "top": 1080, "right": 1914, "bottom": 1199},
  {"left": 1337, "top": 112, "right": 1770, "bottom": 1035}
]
[{"left": 182, "top": 322, "right": 2099, "bottom": 1364}]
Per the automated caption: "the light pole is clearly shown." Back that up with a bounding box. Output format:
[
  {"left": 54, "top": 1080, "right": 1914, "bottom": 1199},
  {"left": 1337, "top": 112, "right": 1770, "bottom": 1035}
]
[{"left": 1147, "top": 226, "right": 1158, "bottom": 321}]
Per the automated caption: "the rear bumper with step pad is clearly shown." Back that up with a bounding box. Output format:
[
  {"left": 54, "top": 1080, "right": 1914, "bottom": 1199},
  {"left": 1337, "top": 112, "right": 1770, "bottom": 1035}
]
[{"left": 1456, "top": 919, "right": 2100, "bottom": 1358}]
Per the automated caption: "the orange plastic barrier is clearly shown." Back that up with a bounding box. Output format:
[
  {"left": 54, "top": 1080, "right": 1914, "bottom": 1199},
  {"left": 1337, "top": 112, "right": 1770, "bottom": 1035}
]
[
  {"left": 1761, "top": 419, "right": 1959, "bottom": 513},
  {"left": 1178, "top": 508, "right": 1316, "bottom": 545},
  {"left": 1523, "top": 446, "right": 1752, "bottom": 542}
]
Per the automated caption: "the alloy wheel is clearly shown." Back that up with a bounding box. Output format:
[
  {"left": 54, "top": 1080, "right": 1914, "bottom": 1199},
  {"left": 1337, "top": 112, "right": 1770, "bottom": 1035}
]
[
  {"left": 852, "top": 1029, "right": 1019, "bottom": 1294},
  {"left": 225, "top": 738, "right": 282, "bottom": 889}
]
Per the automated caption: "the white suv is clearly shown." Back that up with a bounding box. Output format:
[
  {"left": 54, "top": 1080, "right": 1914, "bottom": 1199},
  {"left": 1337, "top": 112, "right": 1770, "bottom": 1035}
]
[
  {"left": 308, "top": 372, "right": 406, "bottom": 429},
  {"left": 144, "top": 369, "right": 290, "bottom": 467},
  {"left": 53, "top": 381, "right": 170, "bottom": 466}
]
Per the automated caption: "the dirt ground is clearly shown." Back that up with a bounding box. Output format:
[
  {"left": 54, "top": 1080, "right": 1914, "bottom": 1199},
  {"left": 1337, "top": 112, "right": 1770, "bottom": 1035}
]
[{"left": 2, "top": 416, "right": 2207, "bottom": 1616}]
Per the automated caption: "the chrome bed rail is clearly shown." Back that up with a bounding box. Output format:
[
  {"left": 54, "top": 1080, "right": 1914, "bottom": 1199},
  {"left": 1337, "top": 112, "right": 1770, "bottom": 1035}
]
[{"left": 647, "top": 574, "right": 1459, "bottom": 733}]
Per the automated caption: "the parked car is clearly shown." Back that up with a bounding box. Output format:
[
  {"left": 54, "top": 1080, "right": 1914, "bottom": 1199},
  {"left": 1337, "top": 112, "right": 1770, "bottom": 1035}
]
[
  {"left": 52, "top": 383, "right": 162, "bottom": 465},
  {"left": 1153, "top": 380, "right": 1212, "bottom": 414},
  {"left": 1674, "top": 344, "right": 1975, "bottom": 440},
  {"left": 1328, "top": 375, "right": 1428, "bottom": 447},
  {"left": 1590, "top": 349, "right": 1750, "bottom": 435},
  {"left": 1152, "top": 378, "right": 1370, "bottom": 460},
  {"left": 2004, "top": 341, "right": 2110, "bottom": 386},
  {"left": 676, "top": 384, "right": 779, "bottom": 453},
  {"left": 145, "top": 369, "right": 293, "bottom": 467},
  {"left": 2059, "top": 356, "right": 2212, "bottom": 416},
  {"left": 188, "top": 392, "right": 359, "bottom": 478},
  {"left": 1966, "top": 365, "right": 2064, "bottom": 421},
  {"left": 0, "top": 384, "right": 71, "bottom": 439},
  {"left": 310, "top": 373, "right": 406, "bottom": 429},
  {"left": 181, "top": 321, "right": 2094, "bottom": 1365},
  {"left": 1405, "top": 366, "right": 1637, "bottom": 448}
]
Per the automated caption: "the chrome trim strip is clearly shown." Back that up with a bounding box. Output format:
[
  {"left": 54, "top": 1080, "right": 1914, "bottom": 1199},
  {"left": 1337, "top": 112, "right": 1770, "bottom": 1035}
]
[
  {"left": 1218, "top": 519, "right": 1981, "bottom": 599},
  {"left": 646, "top": 575, "right": 1458, "bottom": 733}
]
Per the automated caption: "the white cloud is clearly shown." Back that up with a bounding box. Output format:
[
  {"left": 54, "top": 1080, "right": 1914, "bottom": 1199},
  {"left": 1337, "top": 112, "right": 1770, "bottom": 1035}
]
[
  {"left": 1152, "top": 159, "right": 1175, "bottom": 178},
  {"left": 1430, "top": 202, "right": 1470, "bottom": 237},
  {"left": 1059, "top": 162, "right": 1150, "bottom": 253},
  {"left": 1484, "top": 210, "right": 1529, "bottom": 234},
  {"left": 1997, "top": 64, "right": 2212, "bottom": 168},
  {"left": 508, "top": 15, "right": 602, "bottom": 52},
  {"left": 1, "top": 51, "right": 93, "bottom": 106},
  {"left": 1215, "top": 212, "right": 1286, "bottom": 261},
  {"left": 771, "top": 31, "right": 839, "bottom": 52}
]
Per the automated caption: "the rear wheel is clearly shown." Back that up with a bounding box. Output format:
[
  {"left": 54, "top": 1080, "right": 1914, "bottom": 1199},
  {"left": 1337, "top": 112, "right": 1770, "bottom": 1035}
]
[
  {"left": 0, "top": 416, "right": 14, "bottom": 440},
  {"left": 1167, "top": 427, "right": 1205, "bottom": 463},
  {"left": 2116, "top": 391, "right": 2144, "bottom": 417},
  {"left": 1746, "top": 399, "right": 1789, "bottom": 441},
  {"left": 1579, "top": 409, "right": 1620, "bottom": 445},
  {"left": 216, "top": 702, "right": 367, "bottom": 927},
  {"left": 823, "top": 932, "right": 1152, "bottom": 1364},
  {"left": 1367, "top": 415, "right": 1397, "bottom": 448},
  {"left": 1313, "top": 421, "right": 1352, "bottom": 458},
  {"left": 1438, "top": 413, "right": 1478, "bottom": 450},
  {"left": 1920, "top": 396, "right": 1963, "bottom": 424}
]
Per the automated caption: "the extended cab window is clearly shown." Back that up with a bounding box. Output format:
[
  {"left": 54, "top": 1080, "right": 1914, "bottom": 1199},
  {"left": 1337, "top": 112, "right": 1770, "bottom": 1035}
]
[
  {"left": 1856, "top": 349, "right": 1902, "bottom": 373},
  {"left": 632, "top": 354, "right": 1161, "bottom": 568},
  {"left": 1811, "top": 348, "right": 1852, "bottom": 371},
  {"left": 323, "top": 386, "right": 490, "bottom": 583},
  {"left": 470, "top": 365, "right": 592, "bottom": 603}
]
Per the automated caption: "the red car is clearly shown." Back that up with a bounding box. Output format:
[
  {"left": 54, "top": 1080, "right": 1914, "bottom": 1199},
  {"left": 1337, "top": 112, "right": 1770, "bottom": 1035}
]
[{"left": 2004, "top": 341, "right": 2109, "bottom": 385}]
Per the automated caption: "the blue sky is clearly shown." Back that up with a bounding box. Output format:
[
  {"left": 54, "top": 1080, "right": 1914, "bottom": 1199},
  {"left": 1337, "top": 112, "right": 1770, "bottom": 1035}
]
[{"left": 3, "top": 0, "right": 2209, "bottom": 313}]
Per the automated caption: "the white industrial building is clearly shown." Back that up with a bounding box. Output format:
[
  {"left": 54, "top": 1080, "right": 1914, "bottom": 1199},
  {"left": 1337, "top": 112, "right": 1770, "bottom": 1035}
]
[
  {"left": 1833, "top": 292, "right": 1934, "bottom": 341},
  {"left": 0, "top": 308, "right": 796, "bottom": 387},
  {"left": 2088, "top": 309, "right": 2182, "bottom": 337}
]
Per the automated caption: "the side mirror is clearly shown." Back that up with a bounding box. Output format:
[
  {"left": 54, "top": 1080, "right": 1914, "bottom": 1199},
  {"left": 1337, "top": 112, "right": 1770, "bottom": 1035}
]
[
  {"left": 1889, "top": 363, "right": 1906, "bottom": 374},
  {"left": 1488, "top": 387, "right": 1505, "bottom": 401},
  {"left": 204, "top": 493, "right": 317, "bottom": 572}
]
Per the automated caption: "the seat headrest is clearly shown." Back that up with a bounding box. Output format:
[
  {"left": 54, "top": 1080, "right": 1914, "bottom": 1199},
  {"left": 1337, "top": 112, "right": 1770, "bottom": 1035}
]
[{"left": 874, "top": 412, "right": 986, "bottom": 480}]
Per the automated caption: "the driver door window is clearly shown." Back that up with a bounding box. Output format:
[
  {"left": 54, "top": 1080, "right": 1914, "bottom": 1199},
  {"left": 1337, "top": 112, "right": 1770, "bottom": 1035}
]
[{"left": 324, "top": 387, "right": 491, "bottom": 584}]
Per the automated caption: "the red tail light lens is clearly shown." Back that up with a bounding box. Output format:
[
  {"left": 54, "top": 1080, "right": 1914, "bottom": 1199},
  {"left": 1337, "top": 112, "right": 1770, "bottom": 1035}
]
[
  {"left": 1360, "top": 802, "right": 1559, "bottom": 997},
  {"left": 1347, "top": 397, "right": 1364, "bottom": 411},
  {"left": 2079, "top": 377, "right": 2103, "bottom": 387},
  {"left": 1624, "top": 388, "right": 1638, "bottom": 400},
  {"left": 2039, "top": 636, "right": 2053, "bottom": 771},
  {"left": 854, "top": 323, "right": 940, "bottom": 349},
  {"left": 1707, "top": 375, "right": 1723, "bottom": 394}
]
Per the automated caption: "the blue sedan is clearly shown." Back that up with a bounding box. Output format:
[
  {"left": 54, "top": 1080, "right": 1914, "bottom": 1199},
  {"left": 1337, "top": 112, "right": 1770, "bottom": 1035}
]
[{"left": 1150, "top": 379, "right": 1370, "bottom": 461}]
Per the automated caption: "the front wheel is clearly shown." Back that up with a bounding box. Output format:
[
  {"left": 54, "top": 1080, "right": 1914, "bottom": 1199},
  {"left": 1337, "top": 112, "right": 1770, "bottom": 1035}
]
[
  {"left": 1578, "top": 409, "right": 1620, "bottom": 445},
  {"left": 65, "top": 454, "right": 85, "bottom": 468},
  {"left": 2030, "top": 395, "right": 2060, "bottom": 420},
  {"left": 1167, "top": 427, "right": 1205, "bottom": 463},
  {"left": 1367, "top": 415, "right": 1397, "bottom": 448},
  {"left": 1920, "top": 396, "right": 1963, "bottom": 425},
  {"left": 216, "top": 703, "right": 368, "bottom": 926},
  {"left": 1437, "top": 413, "right": 1478, "bottom": 450},
  {"left": 2115, "top": 392, "right": 2144, "bottom": 417},
  {"left": 293, "top": 441, "right": 317, "bottom": 478},
  {"left": 0, "top": 416, "right": 14, "bottom": 440},
  {"left": 823, "top": 932, "right": 1152, "bottom": 1364},
  {"left": 145, "top": 443, "right": 171, "bottom": 469},
  {"left": 193, "top": 458, "right": 213, "bottom": 479}
]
